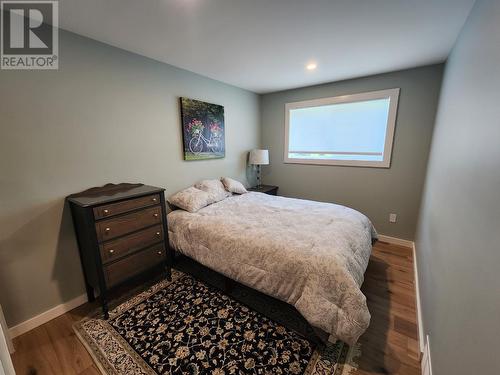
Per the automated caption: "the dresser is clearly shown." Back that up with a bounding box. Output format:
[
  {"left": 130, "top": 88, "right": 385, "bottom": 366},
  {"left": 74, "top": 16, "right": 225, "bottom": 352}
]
[{"left": 67, "top": 183, "right": 171, "bottom": 318}]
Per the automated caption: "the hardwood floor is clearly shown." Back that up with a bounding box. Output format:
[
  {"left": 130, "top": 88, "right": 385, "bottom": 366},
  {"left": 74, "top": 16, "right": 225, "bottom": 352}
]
[
  {"left": 10, "top": 241, "right": 421, "bottom": 375},
  {"left": 357, "top": 242, "right": 421, "bottom": 375}
]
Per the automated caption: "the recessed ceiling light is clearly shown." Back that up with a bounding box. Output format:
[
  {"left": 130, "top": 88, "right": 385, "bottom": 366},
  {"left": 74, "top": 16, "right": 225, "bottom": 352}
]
[{"left": 306, "top": 62, "right": 317, "bottom": 71}]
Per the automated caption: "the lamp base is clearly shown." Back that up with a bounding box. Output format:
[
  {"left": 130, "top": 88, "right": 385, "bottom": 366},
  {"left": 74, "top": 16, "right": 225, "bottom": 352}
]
[{"left": 256, "top": 165, "right": 262, "bottom": 188}]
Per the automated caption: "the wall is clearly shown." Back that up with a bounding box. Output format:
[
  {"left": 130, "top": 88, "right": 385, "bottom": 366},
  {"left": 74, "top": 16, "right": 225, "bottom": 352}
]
[
  {"left": 415, "top": 0, "right": 500, "bottom": 374},
  {"left": 260, "top": 65, "right": 443, "bottom": 240},
  {"left": 0, "top": 30, "right": 260, "bottom": 327}
]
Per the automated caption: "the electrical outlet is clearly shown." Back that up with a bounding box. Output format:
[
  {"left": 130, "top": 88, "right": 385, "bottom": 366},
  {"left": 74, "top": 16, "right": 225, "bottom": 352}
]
[{"left": 389, "top": 213, "right": 397, "bottom": 223}]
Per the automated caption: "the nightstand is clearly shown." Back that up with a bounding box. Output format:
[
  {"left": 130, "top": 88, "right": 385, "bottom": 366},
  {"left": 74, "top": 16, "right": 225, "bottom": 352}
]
[{"left": 248, "top": 184, "right": 279, "bottom": 196}]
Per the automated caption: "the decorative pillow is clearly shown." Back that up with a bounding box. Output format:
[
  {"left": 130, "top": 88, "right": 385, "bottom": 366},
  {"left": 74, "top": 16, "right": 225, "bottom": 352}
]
[
  {"left": 167, "top": 187, "right": 213, "bottom": 213},
  {"left": 194, "top": 179, "right": 231, "bottom": 202},
  {"left": 221, "top": 177, "right": 248, "bottom": 194}
]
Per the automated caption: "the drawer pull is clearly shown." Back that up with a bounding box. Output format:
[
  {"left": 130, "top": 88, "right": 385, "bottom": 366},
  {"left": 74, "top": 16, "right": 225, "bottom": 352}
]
[
  {"left": 109, "top": 249, "right": 114, "bottom": 254},
  {"left": 152, "top": 197, "right": 158, "bottom": 202},
  {"left": 153, "top": 213, "right": 159, "bottom": 218},
  {"left": 157, "top": 251, "right": 162, "bottom": 255},
  {"left": 156, "top": 231, "right": 161, "bottom": 236},
  {"left": 105, "top": 227, "right": 111, "bottom": 232},
  {"left": 103, "top": 209, "right": 110, "bottom": 214}
]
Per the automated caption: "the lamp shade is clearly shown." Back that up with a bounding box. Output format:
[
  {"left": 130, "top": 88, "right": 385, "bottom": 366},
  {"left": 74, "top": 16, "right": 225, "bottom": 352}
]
[{"left": 249, "top": 149, "right": 269, "bottom": 165}]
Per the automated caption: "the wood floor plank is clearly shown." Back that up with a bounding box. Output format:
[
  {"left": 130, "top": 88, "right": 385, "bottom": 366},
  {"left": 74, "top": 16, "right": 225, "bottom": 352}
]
[
  {"left": 12, "top": 325, "right": 65, "bottom": 374},
  {"left": 44, "top": 314, "right": 95, "bottom": 374},
  {"left": 78, "top": 365, "right": 102, "bottom": 375},
  {"left": 394, "top": 316, "right": 418, "bottom": 340},
  {"left": 10, "top": 240, "right": 421, "bottom": 375},
  {"left": 357, "top": 241, "right": 421, "bottom": 375}
]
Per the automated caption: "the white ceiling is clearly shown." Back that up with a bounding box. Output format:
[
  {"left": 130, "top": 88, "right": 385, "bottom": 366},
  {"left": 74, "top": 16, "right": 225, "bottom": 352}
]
[{"left": 59, "top": 0, "right": 475, "bottom": 93}]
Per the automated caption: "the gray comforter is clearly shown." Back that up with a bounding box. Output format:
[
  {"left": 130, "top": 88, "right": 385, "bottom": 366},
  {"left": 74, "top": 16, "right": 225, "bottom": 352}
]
[{"left": 168, "top": 192, "right": 376, "bottom": 345}]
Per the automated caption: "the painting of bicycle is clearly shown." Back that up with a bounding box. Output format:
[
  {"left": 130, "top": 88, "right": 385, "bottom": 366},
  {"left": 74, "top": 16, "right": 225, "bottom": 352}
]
[{"left": 180, "top": 97, "right": 225, "bottom": 160}]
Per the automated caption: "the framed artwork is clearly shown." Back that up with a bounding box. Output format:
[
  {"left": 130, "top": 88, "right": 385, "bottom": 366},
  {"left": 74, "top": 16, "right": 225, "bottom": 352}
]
[{"left": 180, "top": 97, "right": 225, "bottom": 160}]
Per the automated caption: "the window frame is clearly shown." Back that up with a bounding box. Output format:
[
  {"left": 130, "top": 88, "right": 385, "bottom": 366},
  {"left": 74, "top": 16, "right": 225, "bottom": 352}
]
[{"left": 284, "top": 88, "right": 400, "bottom": 168}]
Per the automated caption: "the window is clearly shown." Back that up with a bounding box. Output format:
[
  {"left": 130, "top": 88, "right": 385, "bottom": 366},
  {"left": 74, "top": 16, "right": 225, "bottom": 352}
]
[{"left": 284, "top": 88, "right": 400, "bottom": 167}]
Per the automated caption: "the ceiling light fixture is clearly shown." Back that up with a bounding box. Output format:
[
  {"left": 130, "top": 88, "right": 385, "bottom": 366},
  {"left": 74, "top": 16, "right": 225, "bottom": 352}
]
[{"left": 306, "top": 62, "right": 317, "bottom": 71}]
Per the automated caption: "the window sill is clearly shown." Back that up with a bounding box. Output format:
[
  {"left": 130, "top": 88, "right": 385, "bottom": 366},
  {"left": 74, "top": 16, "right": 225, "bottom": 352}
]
[{"left": 283, "top": 158, "right": 391, "bottom": 168}]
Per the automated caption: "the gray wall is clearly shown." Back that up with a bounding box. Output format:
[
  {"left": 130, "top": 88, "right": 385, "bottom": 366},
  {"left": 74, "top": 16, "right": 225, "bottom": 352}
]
[
  {"left": 260, "top": 65, "right": 443, "bottom": 240},
  {"left": 0, "top": 30, "right": 259, "bottom": 327},
  {"left": 415, "top": 0, "right": 500, "bottom": 374}
]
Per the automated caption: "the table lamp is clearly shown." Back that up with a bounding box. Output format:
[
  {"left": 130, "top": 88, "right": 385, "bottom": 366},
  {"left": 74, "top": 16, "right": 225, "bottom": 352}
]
[{"left": 249, "top": 149, "right": 269, "bottom": 188}]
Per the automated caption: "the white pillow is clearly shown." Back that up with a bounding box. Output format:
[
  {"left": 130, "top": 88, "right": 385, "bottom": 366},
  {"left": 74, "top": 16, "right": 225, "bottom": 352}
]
[
  {"left": 221, "top": 177, "right": 248, "bottom": 194},
  {"left": 194, "top": 179, "right": 231, "bottom": 202},
  {"left": 168, "top": 187, "right": 213, "bottom": 213}
]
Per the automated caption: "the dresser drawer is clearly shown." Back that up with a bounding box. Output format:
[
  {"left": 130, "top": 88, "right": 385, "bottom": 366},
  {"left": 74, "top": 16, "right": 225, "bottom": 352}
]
[
  {"left": 104, "top": 245, "right": 165, "bottom": 287},
  {"left": 95, "top": 206, "right": 162, "bottom": 242},
  {"left": 93, "top": 194, "right": 160, "bottom": 219},
  {"left": 99, "top": 224, "right": 164, "bottom": 264}
]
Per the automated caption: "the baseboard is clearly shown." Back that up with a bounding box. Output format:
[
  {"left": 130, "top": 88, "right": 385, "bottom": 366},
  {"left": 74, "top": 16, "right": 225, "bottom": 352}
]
[
  {"left": 8, "top": 294, "right": 88, "bottom": 339},
  {"left": 377, "top": 234, "right": 414, "bottom": 248},
  {"left": 413, "top": 242, "right": 425, "bottom": 352},
  {"left": 421, "top": 335, "right": 433, "bottom": 375}
]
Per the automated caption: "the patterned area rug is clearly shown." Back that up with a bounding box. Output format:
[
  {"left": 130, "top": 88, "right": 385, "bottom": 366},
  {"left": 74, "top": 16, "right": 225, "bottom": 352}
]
[{"left": 74, "top": 270, "right": 360, "bottom": 374}]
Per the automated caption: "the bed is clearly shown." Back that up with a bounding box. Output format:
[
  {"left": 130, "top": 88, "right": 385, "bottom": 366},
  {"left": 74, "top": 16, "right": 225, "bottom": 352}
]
[{"left": 167, "top": 191, "right": 376, "bottom": 345}]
